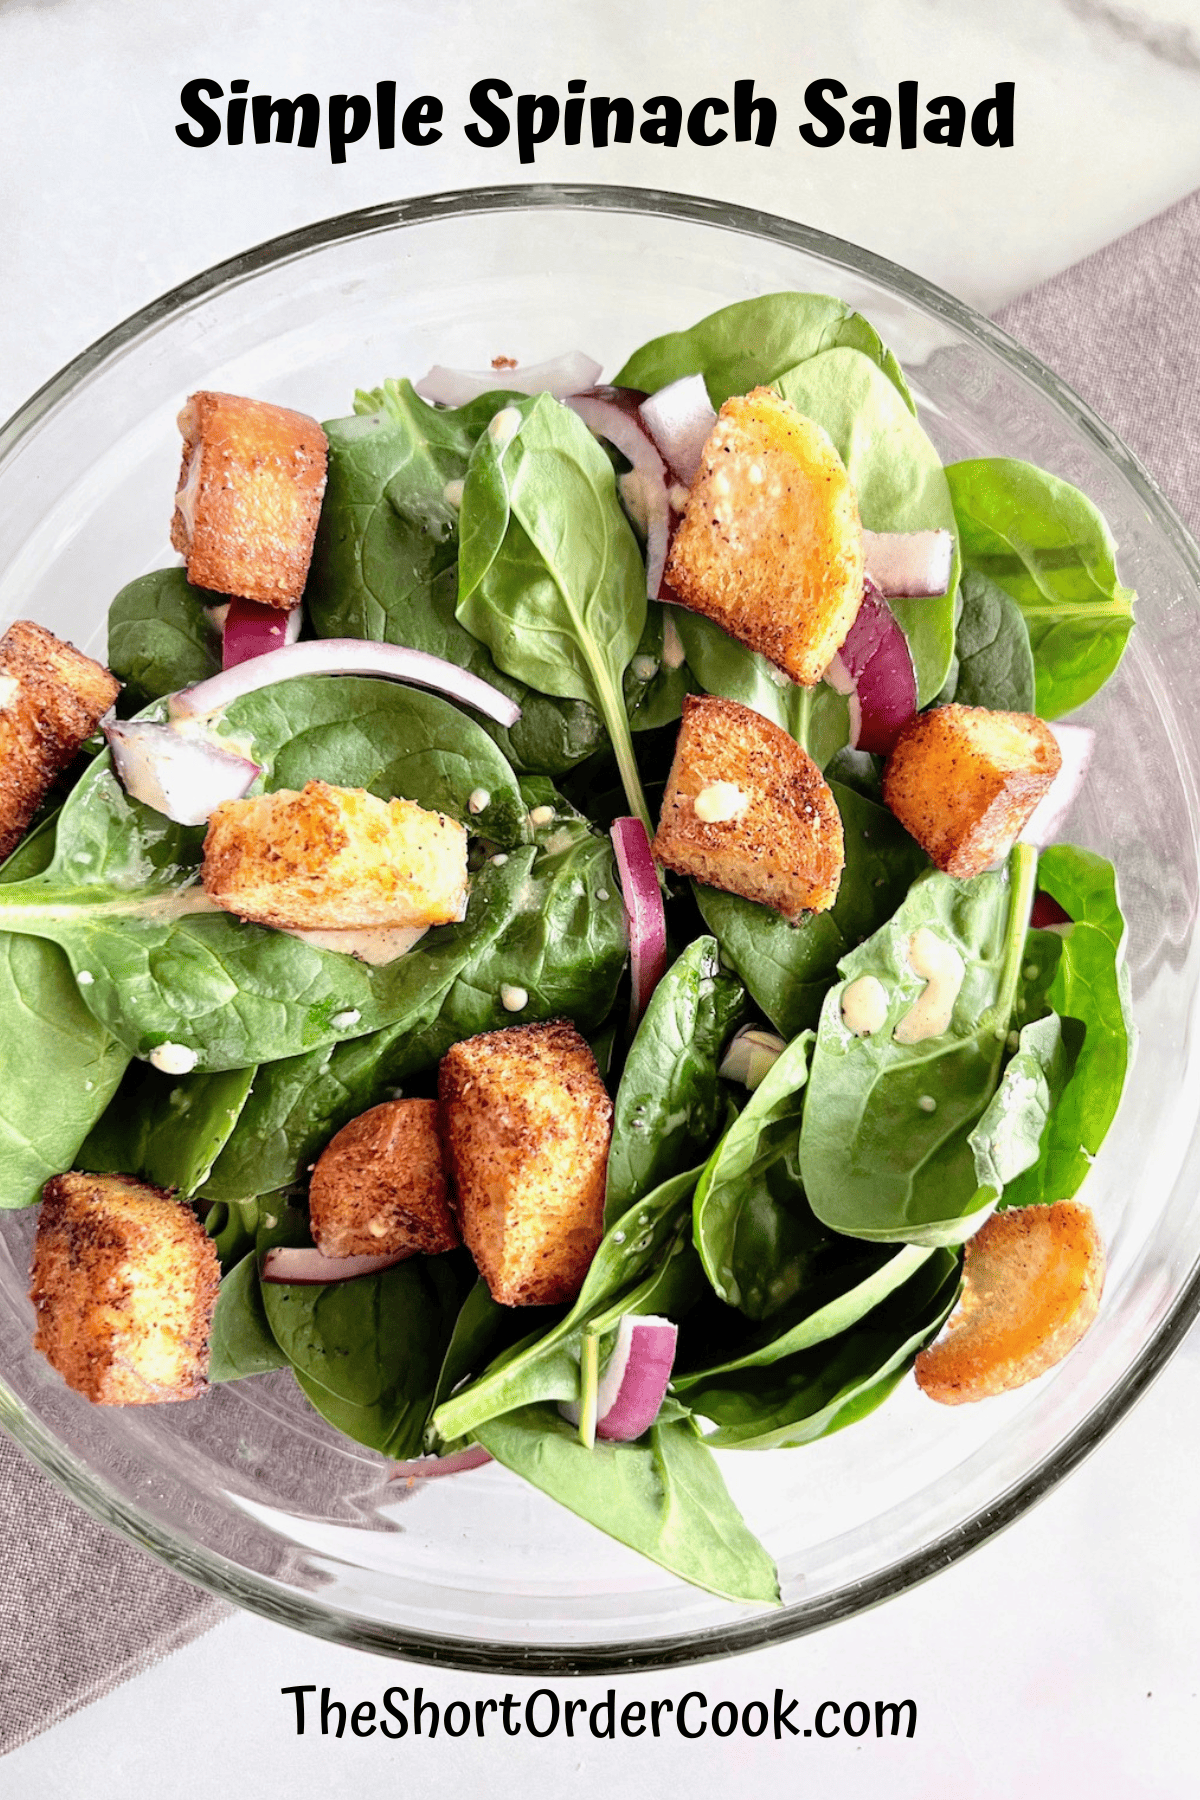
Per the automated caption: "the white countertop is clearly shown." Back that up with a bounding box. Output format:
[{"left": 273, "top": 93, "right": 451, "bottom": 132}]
[{"left": 4, "top": 1, "right": 1200, "bottom": 1792}]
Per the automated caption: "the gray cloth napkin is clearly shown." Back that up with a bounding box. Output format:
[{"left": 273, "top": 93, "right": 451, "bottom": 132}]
[{"left": 1, "top": 184, "right": 1197, "bottom": 1758}]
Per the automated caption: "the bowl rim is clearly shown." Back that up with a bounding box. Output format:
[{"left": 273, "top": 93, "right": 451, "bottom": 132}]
[{"left": 2, "top": 179, "right": 1199, "bottom": 1676}]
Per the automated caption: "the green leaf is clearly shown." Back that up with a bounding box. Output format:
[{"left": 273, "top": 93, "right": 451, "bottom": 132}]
[
  {"left": 669, "top": 610, "right": 850, "bottom": 767},
  {"left": 209, "top": 1253, "right": 289, "bottom": 1382},
  {"left": 944, "top": 570, "right": 1036, "bottom": 712},
  {"left": 107, "top": 569, "right": 224, "bottom": 710},
  {"left": 969, "top": 1012, "right": 1071, "bottom": 1196},
  {"left": 945, "top": 458, "right": 1135, "bottom": 719},
  {"left": 79, "top": 1062, "right": 256, "bottom": 1196},
  {"left": 475, "top": 1405, "right": 780, "bottom": 1605}
]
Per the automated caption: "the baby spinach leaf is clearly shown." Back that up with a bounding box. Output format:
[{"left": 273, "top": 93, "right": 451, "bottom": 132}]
[
  {"left": 669, "top": 610, "right": 850, "bottom": 767},
  {"left": 205, "top": 1196, "right": 263, "bottom": 1271},
  {"left": 968, "top": 1012, "right": 1071, "bottom": 1197},
  {"left": 457, "top": 393, "right": 651, "bottom": 832},
  {"left": 107, "top": 568, "right": 224, "bottom": 709},
  {"left": 209, "top": 1253, "right": 289, "bottom": 1383},
  {"left": 944, "top": 570, "right": 1036, "bottom": 712},
  {"left": 606, "top": 936, "right": 745, "bottom": 1225},
  {"left": 696, "top": 781, "right": 929, "bottom": 1039},
  {"left": 775, "top": 348, "right": 959, "bottom": 703},
  {"left": 798, "top": 848, "right": 1038, "bottom": 1246},
  {"left": 0, "top": 818, "right": 130, "bottom": 1208},
  {"left": 1035, "top": 843, "right": 1127, "bottom": 950},
  {"left": 623, "top": 601, "right": 691, "bottom": 734},
  {"left": 945, "top": 458, "right": 1135, "bottom": 719},
  {"left": 78, "top": 1062, "right": 256, "bottom": 1196},
  {"left": 308, "top": 379, "right": 608, "bottom": 776},
  {"left": 475, "top": 1405, "right": 780, "bottom": 1605},
  {"left": 614, "top": 290, "right": 914, "bottom": 413}
]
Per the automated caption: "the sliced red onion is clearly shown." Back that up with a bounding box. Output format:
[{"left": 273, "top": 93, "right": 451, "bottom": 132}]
[
  {"left": 105, "top": 719, "right": 260, "bottom": 826},
  {"left": 1019, "top": 724, "right": 1095, "bottom": 848},
  {"left": 825, "top": 579, "right": 918, "bottom": 755},
  {"left": 611, "top": 816, "right": 668, "bottom": 1025},
  {"left": 565, "top": 388, "right": 674, "bottom": 600},
  {"left": 168, "top": 638, "right": 521, "bottom": 728},
  {"left": 1031, "top": 891, "right": 1072, "bottom": 930},
  {"left": 864, "top": 529, "right": 954, "bottom": 598},
  {"left": 261, "top": 1245, "right": 408, "bottom": 1284},
  {"left": 559, "top": 1314, "right": 678, "bottom": 1442},
  {"left": 223, "top": 597, "right": 302, "bottom": 670},
  {"left": 388, "top": 1445, "right": 493, "bottom": 1481},
  {"left": 639, "top": 374, "right": 717, "bottom": 487},
  {"left": 416, "top": 351, "right": 602, "bottom": 407}
]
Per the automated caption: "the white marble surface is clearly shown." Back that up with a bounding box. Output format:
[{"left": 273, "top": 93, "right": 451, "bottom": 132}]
[{"left": 3, "top": 0, "right": 1200, "bottom": 1791}]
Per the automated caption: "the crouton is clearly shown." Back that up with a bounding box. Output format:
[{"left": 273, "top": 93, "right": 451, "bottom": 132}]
[
  {"left": 652, "top": 694, "right": 844, "bottom": 919},
  {"left": 438, "top": 1021, "right": 611, "bottom": 1307},
  {"left": 663, "top": 386, "right": 864, "bottom": 685},
  {"left": 202, "top": 779, "right": 469, "bottom": 930},
  {"left": 915, "top": 1200, "right": 1105, "bottom": 1405},
  {"left": 883, "top": 704, "right": 1061, "bottom": 880},
  {"left": 169, "top": 391, "right": 327, "bottom": 608},
  {"left": 0, "top": 620, "right": 120, "bottom": 861},
  {"left": 30, "top": 1172, "right": 219, "bottom": 1404},
  {"left": 309, "top": 1099, "right": 459, "bottom": 1260}
]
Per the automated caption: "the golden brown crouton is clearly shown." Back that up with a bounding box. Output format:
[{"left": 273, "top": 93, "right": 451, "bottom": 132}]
[
  {"left": 0, "top": 620, "right": 121, "bottom": 861},
  {"left": 30, "top": 1172, "right": 219, "bottom": 1405},
  {"left": 652, "top": 694, "right": 844, "bottom": 919},
  {"left": 309, "top": 1099, "right": 459, "bottom": 1260},
  {"left": 883, "top": 704, "right": 1061, "bottom": 880},
  {"left": 663, "top": 387, "right": 864, "bottom": 685},
  {"left": 169, "top": 391, "right": 328, "bottom": 608},
  {"left": 915, "top": 1200, "right": 1105, "bottom": 1405},
  {"left": 438, "top": 1021, "right": 611, "bottom": 1307},
  {"left": 202, "top": 779, "right": 469, "bottom": 930}
]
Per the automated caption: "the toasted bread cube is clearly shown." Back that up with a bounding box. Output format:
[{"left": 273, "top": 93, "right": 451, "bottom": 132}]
[
  {"left": 438, "top": 1020, "right": 611, "bottom": 1307},
  {"left": 169, "top": 391, "right": 328, "bottom": 608},
  {"left": 202, "top": 779, "right": 469, "bottom": 930},
  {"left": 915, "top": 1200, "right": 1105, "bottom": 1405},
  {"left": 652, "top": 694, "right": 843, "bottom": 919},
  {"left": 0, "top": 620, "right": 120, "bottom": 861},
  {"left": 883, "top": 704, "right": 1061, "bottom": 879},
  {"left": 309, "top": 1099, "right": 459, "bottom": 1260},
  {"left": 30, "top": 1172, "right": 219, "bottom": 1404},
  {"left": 663, "top": 387, "right": 864, "bottom": 685}
]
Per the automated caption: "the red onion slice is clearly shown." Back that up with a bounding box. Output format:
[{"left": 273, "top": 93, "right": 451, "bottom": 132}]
[
  {"left": 261, "top": 1245, "right": 408, "bottom": 1284},
  {"left": 825, "top": 579, "right": 918, "bottom": 755},
  {"left": 1019, "top": 724, "right": 1095, "bottom": 848},
  {"left": 559, "top": 1314, "right": 678, "bottom": 1442},
  {"left": 167, "top": 639, "right": 521, "bottom": 728},
  {"left": 388, "top": 1446, "right": 493, "bottom": 1481},
  {"left": 610, "top": 816, "right": 668, "bottom": 1025},
  {"left": 565, "top": 388, "right": 674, "bottom": 600},
  {"left": 639, "top": 374, "right": 717, "bottom": 487},
  {"left": 416, "top": 351, "right": 602, "bottom": 407},
  {"left": 223, "top": 597, "right": 302, "bottom": 669},
  {"left": 105, "top": 719, "right": 260, "bottom": 825},
  {"left": 863, "top": 529, "right": 954, "bottom": 598},
  {"left": 1031, "top": 891, "right": 1072, "bottom": 929}
]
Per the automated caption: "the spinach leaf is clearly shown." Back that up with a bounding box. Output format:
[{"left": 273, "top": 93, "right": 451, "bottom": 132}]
[
  {"left": 107, "top": 568, "right": 224, "bottom": 710},
  {"left": 775, "top": 348, "right": 959, "bottom": 703},
  {"left": 79, "top": 1062, "right": 255, "bottom": 1196},
  {"left": 0, "top": 818, "right": 130, "bottom": 1208},
  {"left": 458, "top": 393, "right": 651, "bottom": 832},
  {"left": 798, "top": 848, "right": 1038, "bottom": 1246},
  {"left": 945, "top": 458, "right": 1135, "bottom": 718},
  {"left": 209, "top": 1253, "right": 289, "bottom": 1382},
  {"left": 614, "top": 290, "right": 914, "bottom": 413},
  {"left": 943, "top": 569, "right": 1036, "bottom": 712},
  {"left": 682, "top": 1249, "right": 960, "bottom": 1450},
  {"left": 606, "top": 936, "right": 745, "bottom": 1225},
  {"left": 205, "top": 1196, "right": 263, "bottom": 1271},
  {"left": 308, "top": 379, "right": 608, "bottom": 776},
  {"left": 623, "top": 600, "right": 691, "bottom": 734},
  {"left": 475, "top": 1405, "right": 779, "bottom": 1605},
  {"left": 670, "top": 609, "right": 850, "bottom": 767},
  {"left": 696, "top": 781, "right": 929, "bottom": 1039},
  {"left": 968, "top": 1012, "right": 1071, "bottom": 1196},
  {"left": 1034, "top": 842, "right": 1127, "bottom": 950}
]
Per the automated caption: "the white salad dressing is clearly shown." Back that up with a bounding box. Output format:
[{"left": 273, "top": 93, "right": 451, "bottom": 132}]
[
  {"left": 893, "top": 927, "right": 965, "bottom": 1045},
  {"left": 500, "top": 984, "right": 528, "bottom": 1011},
  {"left": 284, "top": 924, "right": 428, "bottom": 966},
  {"left": 149, "top": 1042, "right": 198, "bottom": 1075},
  {"left": 693, "top": 781, "right": 747, "bottom": 824},
  {"left": 841, "top": 974, "right": 889, "bottom": 1037},
  {"left": 661, "top": 612, "right": 686, "bottom": 671},
  {"left": 443, "top": 479, "right": 465, "bottom": 509},
  {"left": 487, "top": 407, "right": 522, "bottom": 450},
  {"left": 528, "top": 804, "right": 555, "bottom": 827},
  {"left": 467, "top": 788, "right": 491, "bottom": 815}
]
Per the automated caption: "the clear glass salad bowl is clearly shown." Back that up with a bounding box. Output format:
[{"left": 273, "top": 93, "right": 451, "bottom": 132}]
[{"left": 1, "top": 184, "right": 1198, "bottom": 1673}]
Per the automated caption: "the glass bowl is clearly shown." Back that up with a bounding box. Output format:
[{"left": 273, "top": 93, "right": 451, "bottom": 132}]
[{"left": 1, "top": 184, "right": 1198, "bottom": 1674}]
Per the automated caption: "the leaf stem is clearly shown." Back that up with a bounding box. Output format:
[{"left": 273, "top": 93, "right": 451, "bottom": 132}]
[
  {"left": 995, "top": 842, "right": 1039, "bottom": 1027},
  {"left": 577, "top": 1330, "right": 600, "bottom": 1450}
]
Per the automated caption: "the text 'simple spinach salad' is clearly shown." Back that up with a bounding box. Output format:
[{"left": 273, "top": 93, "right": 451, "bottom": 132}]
[{"left": 2, "top": 291, "right": 1134, "bottom": 1603}]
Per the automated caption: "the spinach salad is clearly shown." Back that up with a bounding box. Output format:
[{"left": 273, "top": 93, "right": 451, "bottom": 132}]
[{"left": 0, "top": 291, "right": 1135, "bottom": 1604}]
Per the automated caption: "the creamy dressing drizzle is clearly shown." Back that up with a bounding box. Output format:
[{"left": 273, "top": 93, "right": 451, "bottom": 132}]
[
  {"left": 893, "top": 927, "right": 965, "bottom": 1045},
  {"left": 283, "top": 923, "right": 428, "bottom": 966},
  {"left": 841, "top": 974, "right": 889, "bottom": 1037}
]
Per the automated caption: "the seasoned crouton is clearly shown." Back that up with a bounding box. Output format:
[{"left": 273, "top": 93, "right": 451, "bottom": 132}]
[
  {"left": 202, "top": 779, "right": 469, "bottom": 930},
  {"left": 30, "top": 1172, "right": 219, "bottom": 1404},
  {"left": 663, "top": 387, "right": 864, "bottom": 685},
  {"left": 169, "top": 391, "right": 327, "bottom": 608},
  {"left": 309, "top": 1099, "right": 459, "bottom": 1260},
  {"left": 915, "top": 1200, "right": 1105, "bottom": 1405},
  {"left": 0, "top": 620, "right": 120, "bottom": 861},
  {"left": 883, "top": 704, "right": 1061, "bottom": 879},
  {"left": 438, "top": 1021, "right": 611, "bottom": 1307},
  {"left": 652, "top": 694, "right": 844, "bottom": 919}
]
